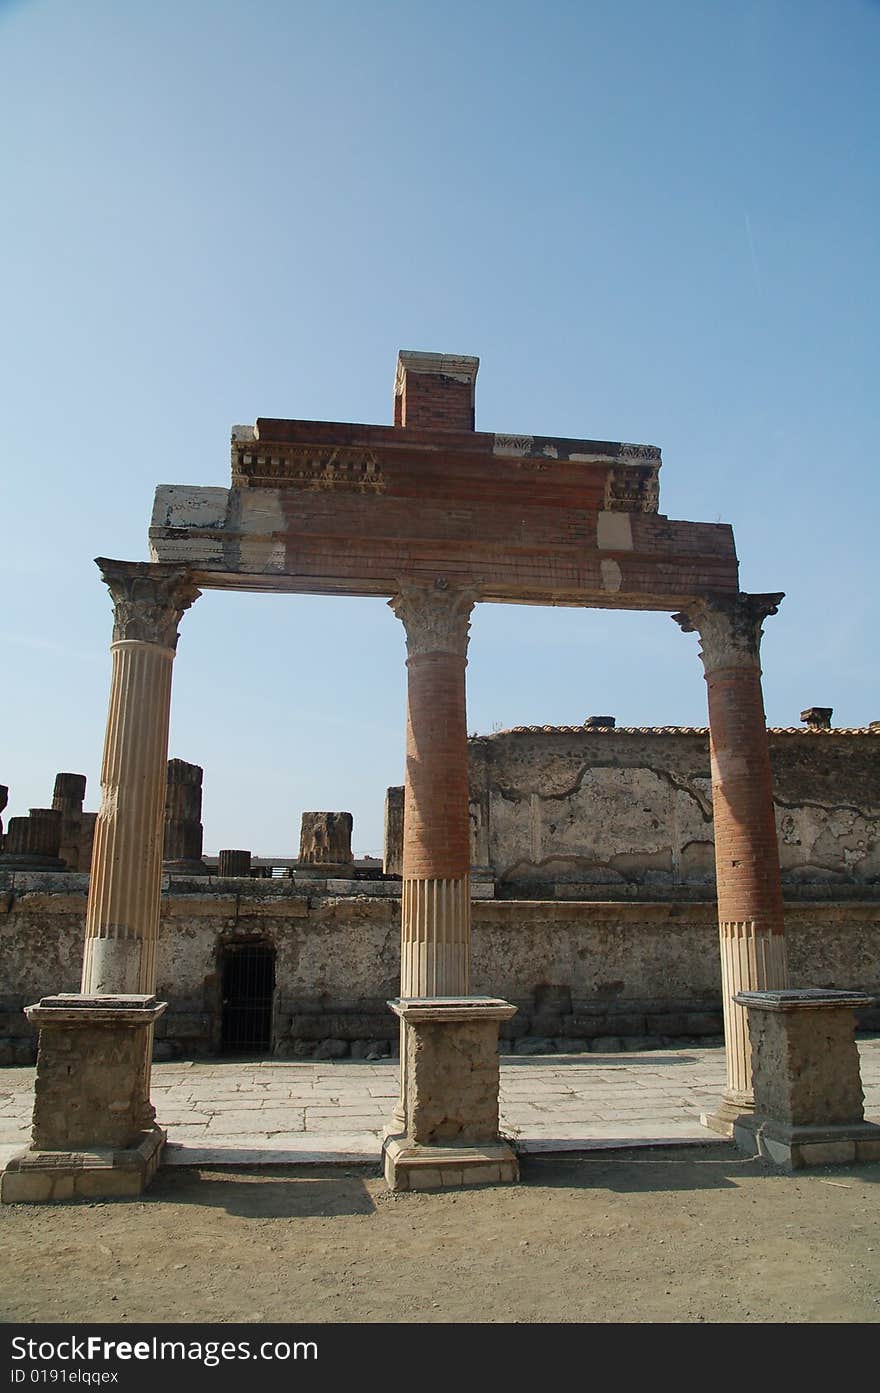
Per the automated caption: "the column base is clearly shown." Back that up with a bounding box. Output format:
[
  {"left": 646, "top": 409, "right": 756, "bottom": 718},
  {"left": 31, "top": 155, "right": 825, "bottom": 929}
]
[
  {"left": 383, "top": 1136, "right": 518, "bottom": 1192},
  {"left": 701, "top": 1089, "right": 754, "bottom": 1137},
  {"left": 1, "top": 1126, "right": 166, "bottom": 1203},
  {"left": 734, "top": 1117, "right": 880, "bottom": 1170}
]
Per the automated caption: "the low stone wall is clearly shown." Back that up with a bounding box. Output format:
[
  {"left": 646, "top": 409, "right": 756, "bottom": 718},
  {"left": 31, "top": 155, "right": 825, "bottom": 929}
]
[{"left": 2, "top": 873, "right": 879, "bottom": 1062}]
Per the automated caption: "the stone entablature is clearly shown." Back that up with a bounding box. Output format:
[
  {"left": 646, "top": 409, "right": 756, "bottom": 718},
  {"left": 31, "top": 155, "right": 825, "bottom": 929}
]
[{"left": 150, "top": 390, "right": 733, "bottom": 607}]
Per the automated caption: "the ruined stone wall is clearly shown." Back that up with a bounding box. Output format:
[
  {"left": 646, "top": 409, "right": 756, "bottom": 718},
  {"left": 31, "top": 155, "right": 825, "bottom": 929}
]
[
  {"left": 468, "top": 729, "right": 880, "bottom": 896},
  {"left": 2, "top": 874, "right": 878, "bottom": 1063}
]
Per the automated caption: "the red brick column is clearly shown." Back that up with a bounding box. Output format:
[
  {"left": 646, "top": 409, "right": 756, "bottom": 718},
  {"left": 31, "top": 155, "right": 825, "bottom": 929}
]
[
  {"left": 674, "top": 593, "right": 788, "bottom": 1134},
  {"left": 389, "top": 579, "right": 476, "bottom": 996}
]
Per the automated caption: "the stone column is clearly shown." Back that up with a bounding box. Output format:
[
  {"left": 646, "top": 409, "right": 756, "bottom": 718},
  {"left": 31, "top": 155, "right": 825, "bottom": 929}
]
[
  {"left": 383, "top": 786, "right": 405, "bottom": 877},
  {"left": 1, "top": 809, "right": 64, "bottom": 869},
  {"left": 389, "top": 579, "right": 477, "bottom": 997},
  {"left": 162, "top": 759, "right": 207, "bottom": 873},
  {"left": 674, "top": 592, "right": 788, "bottom": 1133},
  {"left": 53, "top": 773, "right": 87, "bottom": 871},
  {"left": 81, "top": 559, "right": 200, "bottom": 995},
  {"left": 218, "top": 849, "right": 251, "bottom": 878}
]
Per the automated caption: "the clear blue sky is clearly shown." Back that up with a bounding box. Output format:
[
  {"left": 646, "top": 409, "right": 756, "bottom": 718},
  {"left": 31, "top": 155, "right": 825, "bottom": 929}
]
[{"left": 2, "top": 0, "right": 877, "bottom": 856}]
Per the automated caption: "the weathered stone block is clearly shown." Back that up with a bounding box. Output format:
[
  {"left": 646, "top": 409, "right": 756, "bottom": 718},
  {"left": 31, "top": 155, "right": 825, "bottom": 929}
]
[
  {"left": 732, "top": 989, "right": 880, "bottom": 1170},
  {"left": 299, "top": 812, "right": 353, "bottom": 870},
  {"left": 739, "top": 990, "right": 869, "bottom": 1128},
  {"left": 383, "top": 997, "right": 519, "bottom": 1192}
]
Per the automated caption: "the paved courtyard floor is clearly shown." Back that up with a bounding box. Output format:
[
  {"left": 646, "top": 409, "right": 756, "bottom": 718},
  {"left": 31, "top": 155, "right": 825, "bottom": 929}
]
[{"left": 2, "top": 1039, "right": 879, "bottom": 1170}]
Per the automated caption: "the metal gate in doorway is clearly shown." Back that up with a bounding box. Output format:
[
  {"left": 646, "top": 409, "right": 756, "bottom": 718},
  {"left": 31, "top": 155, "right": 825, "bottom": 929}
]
[{"left": 220, "top": 940, "right": 275, "bottom": 1053}]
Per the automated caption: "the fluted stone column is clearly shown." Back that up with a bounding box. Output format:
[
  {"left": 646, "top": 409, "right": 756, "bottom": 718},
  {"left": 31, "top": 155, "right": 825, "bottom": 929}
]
[
  {"left": 674, "top": 592, "right": 788, "bottom": 1133},
  {"left": 389, "top": 579, "right": 477, "bottom": 997},
  {"left": 218, "top": 849, "right": 251, "bottom": 878},
  {"left": 81, "top": 559, "right": 200, "bottom": 995},
  {"left": 1, "top": 809, "right": 64, "bottom": 869}
]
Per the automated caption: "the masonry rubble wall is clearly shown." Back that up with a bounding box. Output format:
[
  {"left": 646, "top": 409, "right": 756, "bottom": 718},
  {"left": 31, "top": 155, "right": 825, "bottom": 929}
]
[
  {"left": 1, "top": 872, "right": 878, "bottom": 1063},
  {"left": 467, "top": 728, "right": 880, "bottom": 896}
]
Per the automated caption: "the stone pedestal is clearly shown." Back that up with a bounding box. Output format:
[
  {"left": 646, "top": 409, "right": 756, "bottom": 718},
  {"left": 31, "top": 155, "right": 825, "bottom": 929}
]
[
  {"left": 383, "top": 997, "right": 519, "bottom": 1191},
  {"left": 732, "top": 989, "right": 880, "bottom": 1169},
  {"left": 1, "top": 995, "right": 167, "bottom": 1203}
]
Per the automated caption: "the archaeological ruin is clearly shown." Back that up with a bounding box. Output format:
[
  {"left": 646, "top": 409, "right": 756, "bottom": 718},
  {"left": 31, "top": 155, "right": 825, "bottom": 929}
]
[{"left": 2, "top": 349, "right": 879, "bottom": 1198}]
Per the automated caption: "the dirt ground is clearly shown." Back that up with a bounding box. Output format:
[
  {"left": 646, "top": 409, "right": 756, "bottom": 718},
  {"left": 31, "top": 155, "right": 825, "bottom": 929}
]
[{"left": 2, "top": 1144, "right": 880, "bottom": 1325}]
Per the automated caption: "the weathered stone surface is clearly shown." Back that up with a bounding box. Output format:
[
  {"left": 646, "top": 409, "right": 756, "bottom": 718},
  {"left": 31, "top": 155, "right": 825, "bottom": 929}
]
[
  {"left": 163, "top": 760, "right": 205, "bottom": 869},
  {"left": 742, "top": 991, "right": 869, "bottom": 1127},
  {"left": 383, "top": 787, "right": 404, "bottom": 877},
  {"left": 52, "top": 773, "right": 95, "bottom": 872},
  {"left": 406, "top": 1018, "right": 501, "bottom": 1142},
  {"left": 26, "top": 996, "right": 165, "bottom": 1150},
  {"left": 2, "top": 878, "right": 879, "bottom": 1060},
  {"left": 299, "top": 812, "right": 353, "bottom": 870},
  {"left": 2, "top": 810, "right": 64, "bottom": 868},
  {"left": 468, "top": 726, "right": 880, "bottom": 894}
]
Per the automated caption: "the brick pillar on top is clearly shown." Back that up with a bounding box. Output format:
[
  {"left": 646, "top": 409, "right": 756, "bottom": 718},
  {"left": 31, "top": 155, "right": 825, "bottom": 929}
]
[
  {"left": 393, "top": 352, "right": 479, "bottom": 432},
  {"left": 389, "top": 579, "right": 477, "bottom": 998},
  {"left": 674, "top": 592, "right": 788, "bottom": 1134},
  {"left": 81, "top": 559, "right": 200, "bottom": 996}
]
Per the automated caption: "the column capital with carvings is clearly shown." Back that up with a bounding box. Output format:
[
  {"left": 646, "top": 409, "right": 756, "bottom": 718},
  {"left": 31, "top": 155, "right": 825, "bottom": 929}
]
[
  {"left": 96, "top": 558, "right": 201, "bottom": 649},
  {"left": 389, "top": 578, "right": 478, "bottom": 659},
  {"left": 672, "top": 592, "right": 784, "bottom": 675}
]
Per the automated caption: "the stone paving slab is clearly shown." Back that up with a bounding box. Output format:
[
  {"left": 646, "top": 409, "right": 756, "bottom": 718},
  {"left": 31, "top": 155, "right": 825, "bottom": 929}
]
[{"left": 1, "top": 1041, "right": 878, "bottom": 1171}]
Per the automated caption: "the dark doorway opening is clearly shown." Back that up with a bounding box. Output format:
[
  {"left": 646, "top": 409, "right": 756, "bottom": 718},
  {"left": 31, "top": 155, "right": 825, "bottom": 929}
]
[{"left": 221, "top": 940, "right": 275, "bottom": 1053}]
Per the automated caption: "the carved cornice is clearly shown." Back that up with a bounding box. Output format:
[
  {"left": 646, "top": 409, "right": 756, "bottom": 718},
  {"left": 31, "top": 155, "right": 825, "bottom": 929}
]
[
  {"left": 231, "top": 441, "right": 385, "bottom": 492},
  {"left": 97, "top": 558, "right": 201, "bottom": 649},
  {"left": 389, "top": 579, "right": 477, "bottom": 658},
  {"left": 672, "top": 593, "right": 784, "bottom": 674}
]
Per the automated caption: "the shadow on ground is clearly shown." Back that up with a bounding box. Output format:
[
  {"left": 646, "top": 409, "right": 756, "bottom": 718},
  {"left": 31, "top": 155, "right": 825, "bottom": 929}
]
[
  {"left": 145, "top": 1165, "right": 381, "bottom": 1218},
  {"left": 519, "top": 1144, "right": 880, "bottom": 1194}
]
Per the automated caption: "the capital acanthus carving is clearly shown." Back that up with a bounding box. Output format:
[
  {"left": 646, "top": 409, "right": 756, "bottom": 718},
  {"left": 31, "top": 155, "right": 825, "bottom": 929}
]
[
  {"left": 97, "top": 558, "right": 201, "bottom": 649},
  {"left": 672, "top": 592, "right": 784, "bottom": 674},
  {"left": 389, "top": 579, "right": 477, "bottom": 658}
]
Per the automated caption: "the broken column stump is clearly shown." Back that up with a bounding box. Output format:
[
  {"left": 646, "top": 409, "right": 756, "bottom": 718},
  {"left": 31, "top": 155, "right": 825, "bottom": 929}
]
[
  {"left": 163, "top": 759, "right": 206, "bottom": 873},
  {"left": 298, "top": 811, "right": 354, "bottom": 877},
  {"left": 733, "top": 989, "right": 880, "bottom": 1169},
  {"left": 218, "top": 848, "right": 251, "bottom": 877},
  {"left": 52, "top": 772, "right": 96, "bottom": 871},
  {"left": 0, "top": 994, "right": 167, "bottom": 1203},
  {"left": 383, "top": 996, "right": 519, "bottom": 1192},
  {"left": 0, "top": 809, "right": 65, "bottom": 870},
  {"left": 383, "top": 786, "right": 404, "bottom": 877}
]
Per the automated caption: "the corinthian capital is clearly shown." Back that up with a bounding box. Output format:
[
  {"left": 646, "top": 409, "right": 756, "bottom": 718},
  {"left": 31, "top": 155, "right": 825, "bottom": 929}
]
[
  {"left": 672, "top": 592, "right": 784, "bottom": 675},
  {"left": 389, "top": 578, "right": 477, "bottom": 658},
  {"left": 97, "top": 558, "right": 201, "bottom": 649}
]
